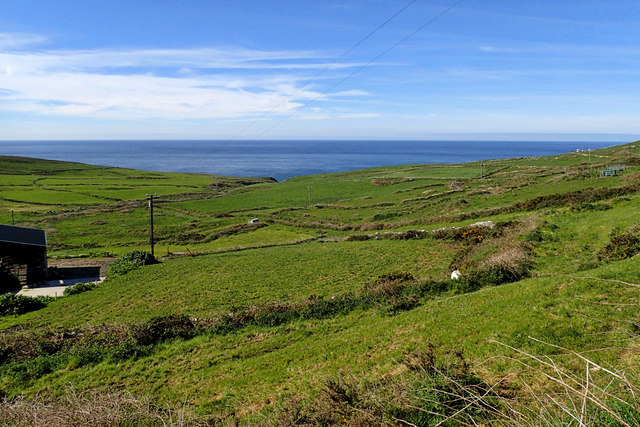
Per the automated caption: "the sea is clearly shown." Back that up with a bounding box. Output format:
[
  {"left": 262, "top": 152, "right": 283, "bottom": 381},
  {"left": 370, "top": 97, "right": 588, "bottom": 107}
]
[{"left": 0, "top": 140, "right": 617, "bottom": 182}]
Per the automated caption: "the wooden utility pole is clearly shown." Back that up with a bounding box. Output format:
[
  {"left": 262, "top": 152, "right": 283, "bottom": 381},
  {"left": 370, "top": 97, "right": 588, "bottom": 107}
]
[{"left": 147, "top": 194, "right": 156, "bottom": 257}]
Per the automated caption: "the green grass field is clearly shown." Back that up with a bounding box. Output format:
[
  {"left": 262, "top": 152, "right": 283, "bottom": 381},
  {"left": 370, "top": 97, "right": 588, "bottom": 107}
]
[{"left": 1, "top": 143, "right": 640, "bottom": 425}]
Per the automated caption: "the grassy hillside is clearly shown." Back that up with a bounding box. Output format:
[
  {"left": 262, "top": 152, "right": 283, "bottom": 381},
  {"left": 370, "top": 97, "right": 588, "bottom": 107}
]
[{"left": 1, "top": 143, "right": 640, "bottom": 425}]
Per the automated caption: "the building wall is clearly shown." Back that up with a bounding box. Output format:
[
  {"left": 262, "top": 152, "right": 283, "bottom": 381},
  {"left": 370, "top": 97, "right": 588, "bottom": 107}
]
[{"left": 0, "top": 242, "right": 47, "bottom": 284}]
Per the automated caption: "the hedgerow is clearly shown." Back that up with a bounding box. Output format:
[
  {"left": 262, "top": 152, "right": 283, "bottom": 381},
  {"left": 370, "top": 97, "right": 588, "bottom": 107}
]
[{"left": 0, "top": 260, "right": 532, "bottom": 380}]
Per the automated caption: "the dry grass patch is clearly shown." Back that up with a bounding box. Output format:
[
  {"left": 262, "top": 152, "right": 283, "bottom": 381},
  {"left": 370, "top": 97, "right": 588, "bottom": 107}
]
[{"left": 0, "top": 388, "right": 203, "bottom": 426}]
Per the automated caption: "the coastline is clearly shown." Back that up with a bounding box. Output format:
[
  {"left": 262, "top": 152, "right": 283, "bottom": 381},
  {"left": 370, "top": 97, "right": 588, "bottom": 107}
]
[{"left": 0, "top": 139, "right": 620, "bottom": 181}]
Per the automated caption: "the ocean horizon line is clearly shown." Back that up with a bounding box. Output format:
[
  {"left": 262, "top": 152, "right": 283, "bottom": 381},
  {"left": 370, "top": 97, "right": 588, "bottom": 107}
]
[
  {"left": 0, "top": 135, "right": 634, "bottom": 143},
  {"left": 0, "top": 139, "right": 624, "bottom": 181}
]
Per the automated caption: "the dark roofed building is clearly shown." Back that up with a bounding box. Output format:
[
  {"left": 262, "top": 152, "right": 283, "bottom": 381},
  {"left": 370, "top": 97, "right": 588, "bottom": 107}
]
[{"left": 0, "top": 225, "right": 47, "bottom": 285}]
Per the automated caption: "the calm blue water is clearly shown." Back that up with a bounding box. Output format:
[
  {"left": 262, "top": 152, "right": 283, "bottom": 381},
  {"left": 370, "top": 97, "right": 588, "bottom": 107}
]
[{"left": 0, "top": 140, "right": 616, "bottom": 181}]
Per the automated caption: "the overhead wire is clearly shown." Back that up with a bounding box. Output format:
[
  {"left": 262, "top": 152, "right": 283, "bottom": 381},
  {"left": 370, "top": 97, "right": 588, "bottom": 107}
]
[
  {"left": 230, "top": 0, "right": 420, "bottom": 140},
  {"left": 251, "top": 0, "right": 465, "bottom": 140}
]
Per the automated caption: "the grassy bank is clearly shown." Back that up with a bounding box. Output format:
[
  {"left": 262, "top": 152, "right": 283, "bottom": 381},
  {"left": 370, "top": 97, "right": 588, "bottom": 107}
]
[{"left": 1, "top": 143, "right": 639, "bottom": 424}]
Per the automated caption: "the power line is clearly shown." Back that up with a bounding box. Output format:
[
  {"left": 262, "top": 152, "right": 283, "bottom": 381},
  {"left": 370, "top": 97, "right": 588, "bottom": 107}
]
[
  {"left": 230, "top": 0, "right": 420, "bottom": 140},
  {"left": 250, "top": 0, "right": 464, "bottom": 140}
]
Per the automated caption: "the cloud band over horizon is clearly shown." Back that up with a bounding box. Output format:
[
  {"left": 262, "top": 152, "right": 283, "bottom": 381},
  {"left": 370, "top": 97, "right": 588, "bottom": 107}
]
[{"left": 1, "top": 1, "right": 639, "bottom": 141}]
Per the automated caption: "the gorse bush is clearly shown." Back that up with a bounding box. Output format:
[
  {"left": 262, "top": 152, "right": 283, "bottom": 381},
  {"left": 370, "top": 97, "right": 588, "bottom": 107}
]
[
  {"left": 120, "top": 250, "right": 155, "bottom": 266},
  {"left": 598, "top": 228, "right": 640, "bottom": 261},
  {"left": 108, "top": 250, "right": 156, "bottom": 276},
  {"left": 0, "top": 294, "right": 46, "bottom": 317}
]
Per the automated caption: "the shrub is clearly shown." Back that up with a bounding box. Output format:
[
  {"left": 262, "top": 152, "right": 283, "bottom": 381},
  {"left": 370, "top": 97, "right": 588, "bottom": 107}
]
[
  {"left": 109, "top": 339, "right": 153, "bottom": 361},
  {"left": 108, "top": 250, "right": 156, "bottom": 276},
  {"left": 451, "top": 277, "right": 482, "bottom": 294},
  {"left": 120, "top": 250, "right": 155, "bottom": 266},
  {"left": 365, "top": 272, "right": 415, "bottom": 298},
  {"left": 432, "top": 226, "right": 484, "bottom": 243},
  {"left": 107, "top": 259, "right": 140, "bottom": 276},
  {"left": 299, "top": 294, "right": 360, "bottom": 319},
  {"left": 451, "top": 250, "right": 532, "bottom": 292},
  {"left": 471, "top": 264, "right": 526, "bottom": 287},
  {"left": 0, "top": 294, "right": 46, "bottom": 316},
  {"left": 385, "top": 294, "right": 420, "bottom": 314},
  {"left": 131, "top": 315, "right": 195, "bottom": 346},
  {"left": 598, "top": 230, "right": 640, "bottom": 261},
  {"left": 571, "top": 202, "right": 612, "bottom": 212},
  {"left": 63, "top": 282, "right": 96, "bottom": 296},
  {"left": 465, "top": 254, "right": 532, "bottom": 289},
  {"left": 524, "top": 229, "right": 544, "bottom": 243}
]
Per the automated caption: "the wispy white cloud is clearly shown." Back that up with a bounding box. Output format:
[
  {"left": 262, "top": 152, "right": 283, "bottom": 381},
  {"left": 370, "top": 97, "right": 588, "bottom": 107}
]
[
  {"left": 0, "top": 32, "right": 373, "bottom": 121},
  {"left": 0, "top": 33, "right": 49, "bottom": 50},
  {"left": 1, "top": 48, "right": 372, "bottom": 72}
]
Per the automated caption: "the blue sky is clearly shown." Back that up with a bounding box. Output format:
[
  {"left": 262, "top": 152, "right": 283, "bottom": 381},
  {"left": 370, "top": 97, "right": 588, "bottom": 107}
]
[{"left": 1, "top": 0, "right": 639, "bottom": 140}]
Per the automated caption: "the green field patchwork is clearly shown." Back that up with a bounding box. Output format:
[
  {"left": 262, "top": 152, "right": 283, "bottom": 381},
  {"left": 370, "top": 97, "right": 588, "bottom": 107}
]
[{"left": 1, "top": 144, "right": 640, "bottom": 424}]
